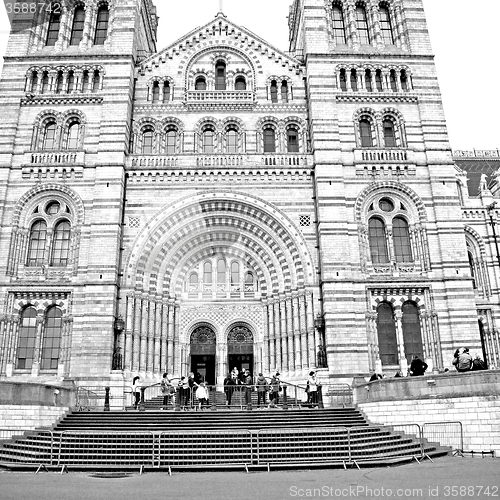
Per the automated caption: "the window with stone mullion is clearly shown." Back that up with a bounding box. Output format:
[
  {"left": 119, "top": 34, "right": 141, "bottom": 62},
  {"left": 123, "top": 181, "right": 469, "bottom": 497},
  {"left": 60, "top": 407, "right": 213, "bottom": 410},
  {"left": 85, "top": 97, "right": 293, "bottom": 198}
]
[
  {"left": 40, "top": 307, "right": 63, "bottom": 370},
  {"left": 392, "top": 217, "right": 412, "bottom": 263},
  {"left": 332, "top": 3, "right": 347, "bottom": 44},
  {"left": 70, "top": 6, "right": 85, "bottom": 46}
]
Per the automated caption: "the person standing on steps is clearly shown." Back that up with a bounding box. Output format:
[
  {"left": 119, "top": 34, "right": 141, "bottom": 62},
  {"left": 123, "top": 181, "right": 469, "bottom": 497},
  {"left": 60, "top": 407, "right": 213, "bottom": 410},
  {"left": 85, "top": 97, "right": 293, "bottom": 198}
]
[
  {"left": 224, "top": 373, "right": 234, "bottom": 406},
  {"left": 132, "top": 376, "right": 141, "bottom": 410},
  {"left": 244, "top": 369, "right": 253, "bottom": 407},
  {"left": 256, "top": 372, "right": 268, "bottom": 407},
  {"left": 307, "top": 371, "right": 318, "bottom": 407},
  {"left": 178, "top": 376, "right": 190, "bottom": 410},
  {"left": 268, "top": 372, "right": 281, "bottom": 408},
  {"left": 160, "top": 372, "right": 174, "bottom": 410}
]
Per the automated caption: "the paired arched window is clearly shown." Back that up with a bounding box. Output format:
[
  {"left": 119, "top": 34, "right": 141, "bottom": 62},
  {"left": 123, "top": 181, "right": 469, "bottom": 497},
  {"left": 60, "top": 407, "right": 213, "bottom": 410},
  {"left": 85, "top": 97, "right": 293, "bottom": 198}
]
[
  {"left": 281, "top": 81, "right": 289, "bottom": 103},
  {"left": 27, "top": 200, "right": 72, "bottom": 268},
  {"left": 152, "top": 81, "right": 160, "bottom": 103},
  {"left": 270, "top": 80, "right": 278, "bottom": 103},
  {"left": 376, "top": 301, "right": 423, "bottom": 366},
  {"left": 43, "top": 122, "right": 57, "bottom": 150},
  {"left": 287, "top": 127, "right": 299, "bottom": 153},
  {"left": 163, "top": 81, "right": 171, "bottom": 102},
  {"left": 269, "top": 79, "right": 291, "bottom": 102},
  {"left": 202, "top": 127, "right": 216, "bottom": 153},
  {"left": 339, "top": 69, "right": 347, "bottom": 91},
  {"left": 355, "top": 4, "right": 370, "bottom": 45},
  {"left": 142, "top": 129, "right": 154, "bottom": 154},
  {"left": 46, "top": 7, "right": 61, "bottom": 46},
  {"left": 70, "top": 6, "right": 85, "bottom": 46},
  {"left": 368, "top": 197, "right": 413, "bottom": 266},
  {"left": 379, "top": 3, "right": 394, "bottom": 45},
  {"left": 365, "top": 69, "right": 373, "bottom": 92},
  {"left": 16, "top": 306, "right": 63, "bottom": 371},
  {"left": 94, "top": 5, "right": 109, "bottom": 45},
  {"left": 66, "top": 122, "right": 80, "bottom": 149},
  {"left": 383, "top": 119, "right": 396, "bottom": 147},
  {"left": 225, "top": 126, "right": 239, "bottom": 153},
  {"left": 359, "top": 119, "right": 374, "bottom": 147},
  {"left": 332, "top": 2, "right": 346, "bottom": 44},
  {"left": 263, "top": 127, "right": 276, "bottom": 153},
  {"left": 165, "top": 127, "right": 177, "bottom": 154}
]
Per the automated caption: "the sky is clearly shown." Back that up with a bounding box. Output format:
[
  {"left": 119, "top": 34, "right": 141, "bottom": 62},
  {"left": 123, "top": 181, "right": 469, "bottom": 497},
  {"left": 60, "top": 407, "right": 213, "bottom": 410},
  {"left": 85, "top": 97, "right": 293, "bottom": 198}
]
[{"left": 0, "top": 0, "right": 497, "bottom": 151}]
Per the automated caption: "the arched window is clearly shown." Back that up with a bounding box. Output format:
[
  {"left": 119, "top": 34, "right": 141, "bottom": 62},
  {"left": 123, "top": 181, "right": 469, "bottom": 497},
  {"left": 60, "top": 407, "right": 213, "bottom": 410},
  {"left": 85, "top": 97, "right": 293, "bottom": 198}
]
[
  {"left": 16, "top": 307, "right": 37, "bottom": 369},
  {"left": 70, "top": 6, "right": 85, "bottom": 46},
  {"left": 389, "top": 69, "right": 398, "bottom": 92},
  {"left": 226, "top": 127, "right": 238, "bottom": 154},
  {"left": 189, "top": 272, "right": 198, "bottom": 284},
  {"left": 379, "top": 4, "right": 394, "bottom": 45},
  {"left": 41, "top": 307, "right": 63, "bottom": 370},
  {"left": 376, "top": 302, "right": 398, "bottom": 365},
  {"left": 355, "top": 4, "right": 370, "bottom": 45},
  {"left": 55, "top": 72, "right": 63, "bottom": 94},
  {"left": 368, "top": 217, "right": 389, "bottom": 264},
  {"left": 31, "top": 72, "right": 39, "bottom": 93},
  {"left": 350, "top": 69, "right": 358, "bottom": 92},
  {"left": 142, "top": 129, "right": 154, "bottom": 154},
  {"left": 332, "top": 2, "right": 346, "bottom": 44},
  {"left": 43, "top": 122, "right": 57, "bottom": 150},
  {"left": 359, "top": 119, "right": 373, "bottom": 147},
  {"left": 383, "top": 119, "right": 396, "bottom": 147},
  {"left": 204, "top": 262, "right": 212, "bottom": 284},
  {"left": 392, "top": 217, "right": 412, "bottom": 262},
  {"left": 51, "top": 220, "right": 71, "bottom": 266},
  {"left": 66, "top": 122, "right": 79, "bottom": 149},
  {"left": 27, "top": 220, "right": 47, "bottom": 266},
  {"left": 231, "top": 262, "right": 240, "bottom": 285},
  {"left": 46, "top": 7, "right": 61, "bottom": 46},
  {"left": 94, "top": 5, "right": 109, "bottom": 45},
  {"left": 195, "top": 76, "right": 207, "bottom": 90},
  {"left": 263, "top": 127, "right": 276, "bottom": 153},
  {"left": 402, "top": 302, "right": 423, "bottom": 364},
  {"left": 67, "top": 72, "right": 75, "bottom": 93},
  {"left": 92, "top": 70, "right": 100, "bottom": 92},
  {"left": 152, "top": 81, "right": 160, "bottom": 103},
  {"left": 400, "top": 70, "right": 409, "bottom": 92},
  {"left": 245, "top": 272, "right": 254, "bottom": 286},
  {"left": 41, "top": 72, "right": 49, "bottom": 93},
  {"left": 339, "top": 69, "right": 347, "bottom": 91},
  {"left": 215, "top": 61, "right": 226, "bottom": 90},
  {"left": 202, "top": 128, "right": 215, "bottom": 153},
  {"left": 287, "top": 127, "right": 299, "bottom": 153},
  {"left": 217, "top": 259, "right": 226, "bottom": 283},
  {"left": 468, "top": 251, "right": 477, "bottom": 289},
  {"left": 82, "top": 71, "right": 89, "bottom": 93},
  {"left": 165, "top": 128, "right": 177, "bottom": 154},
  {"left": 365, "top": 69, "right": 373, "bottom": 92},
  {"left": 281, "top": 80, "right": 289, "bottom": 103},
  {"left": 235, "top": 76, "right": 246, "bottom": 90},
  {"left": 163, "top": 81, "right": 170, "bottom": 102},
  {"left": 270, "top": 80, "right": 278, "bottom": 103},
  {"left": 375, "top": 69, "right": 383, "bottom": 91}
]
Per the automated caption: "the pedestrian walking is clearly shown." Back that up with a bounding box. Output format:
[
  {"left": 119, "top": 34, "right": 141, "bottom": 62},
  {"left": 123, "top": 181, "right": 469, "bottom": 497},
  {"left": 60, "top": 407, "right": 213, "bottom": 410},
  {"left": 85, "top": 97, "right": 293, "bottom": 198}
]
[
  {"left": 256, "top": 372, "right": 268, "bottom": 407},
  {"left": 132, "top": 376, "right": 141, "bottom": 410},
  {"left": 268, "top": 372, "right": 281, "bottom": 408}
]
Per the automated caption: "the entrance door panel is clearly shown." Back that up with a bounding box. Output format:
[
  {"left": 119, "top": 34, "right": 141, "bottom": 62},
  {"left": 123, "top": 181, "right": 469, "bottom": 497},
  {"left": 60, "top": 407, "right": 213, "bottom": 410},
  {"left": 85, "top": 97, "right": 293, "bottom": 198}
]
[
  {"left": 228, "top": 354, "right": 254, "bottom": 380},
  {"left": 191, "top": 355, "right": 216, "bottom": 385}
]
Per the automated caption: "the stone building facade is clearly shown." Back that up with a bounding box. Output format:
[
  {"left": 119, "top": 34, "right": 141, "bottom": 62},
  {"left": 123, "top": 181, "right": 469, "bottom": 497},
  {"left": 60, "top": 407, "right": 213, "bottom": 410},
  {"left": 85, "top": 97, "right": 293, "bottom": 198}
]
[{"left": 0, "top": 0, "right": 498, "bottom": 388}]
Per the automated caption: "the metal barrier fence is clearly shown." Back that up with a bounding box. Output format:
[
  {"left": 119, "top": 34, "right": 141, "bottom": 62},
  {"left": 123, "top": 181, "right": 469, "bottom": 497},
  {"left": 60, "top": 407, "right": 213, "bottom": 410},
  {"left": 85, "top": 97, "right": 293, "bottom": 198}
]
[
  {"left": 324, "top": 384, "right": 353, "bottom": 407},
  {"left": 422, "top": 421, "right": 463, "bottom": 455},
  {"left": 0, "top": 428, "right": 32, "bottom": 441},
  {"left": 1, "top": 422, "right": 466, "bottom": 467}
]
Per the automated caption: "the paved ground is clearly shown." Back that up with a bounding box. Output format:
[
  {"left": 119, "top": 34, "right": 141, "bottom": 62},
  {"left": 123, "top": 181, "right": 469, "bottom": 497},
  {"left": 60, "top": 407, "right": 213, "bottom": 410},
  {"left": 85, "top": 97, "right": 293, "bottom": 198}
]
[{"left": 1, "top": 457, "right": 499, "bottom": 500}]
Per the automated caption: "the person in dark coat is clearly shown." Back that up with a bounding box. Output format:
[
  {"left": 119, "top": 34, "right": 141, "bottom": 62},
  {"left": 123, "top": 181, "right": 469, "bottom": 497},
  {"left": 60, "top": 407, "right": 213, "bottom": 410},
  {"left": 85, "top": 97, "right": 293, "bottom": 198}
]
[
  {"left": 255, "top": 373, "right": 268, "bottom": 407},
  {"left": 409, "top": 355, "right": 428, "bottom": 376},
  {"left": 224, "top": 373, "right": 234, "bottom": 406},
  {"left": 244, "top": 369, "right": 253, "bottom": 406}
]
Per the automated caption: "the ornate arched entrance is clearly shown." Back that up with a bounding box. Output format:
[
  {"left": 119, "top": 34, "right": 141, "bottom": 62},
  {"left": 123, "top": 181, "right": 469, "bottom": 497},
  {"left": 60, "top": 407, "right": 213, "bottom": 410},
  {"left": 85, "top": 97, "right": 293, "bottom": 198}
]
[
  {"left": 190, "top": 324, "right": 216, "bottom": 384},
  {"left": 227, "top": 325, "right": 254, "bottom": 377}
]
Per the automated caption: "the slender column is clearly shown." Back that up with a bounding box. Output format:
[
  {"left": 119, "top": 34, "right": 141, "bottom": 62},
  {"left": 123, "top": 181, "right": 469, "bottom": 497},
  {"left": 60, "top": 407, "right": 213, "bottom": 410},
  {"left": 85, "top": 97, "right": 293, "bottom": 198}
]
[
  {"left": 299, "top": 293, "right": 308, "bottom": 369},
  {"left": 132, "top": 296, "right": 141, "bottom": 371},
  {"left": 0, "top": 315, "right": 9, "bottom": 375},
  {"left": 370, "top": 3, "right": 382, "bottom": 48},
  {"left": 146, "top": 299, "right": 155, "bottom": 372},
  {"left": 124, "top": 295, "right": 133, "bottom": 371},
  {"left": 80, "top": 3, "right": 95, "bottom": 49},
  {"left": 381, "top": 69, "right": 390, "bottom": 91},
  {"left": 139, "top": 299, "right": 148, "bottom": 372},
  {"left": 306, "top": 293, "right": 316, "bottom": 367},
  {"left": 154, "top": 301, "right": 162, "bottom": 373},
  {"left": 346, "top": 2, "right": 358, "bottom": 48},
  {"left": 174, "top": 302, "right": 181, "bottom": 374},
  {"left": 292, "top": 293, "right": 301, "bottom": 371},
  {"left": 273, "top": 301, "right": 281, "bottom": 370},
  {"left": 394, "top": 310, "right": 407, "bottom": 374},
  {"left": 267, "top": 302, "right": 276, "bottom": 372},
  {"left": 7, "top": 317, "right": 20, "bottom": 375},
  {"left": 31, "top": 314, "right": 45, "bottom": 376},
  {"left": 279, "top": 299, "right": 288, "bottom": 371},
  {"left": 285, "top": 296, "right": 293, "bottom": 371},
  {"left": 161, "top": 301, "right": 168, "bottom": 373},
  {"left": 54, "top": 5, "right": 69, "bottom": 51},
  {"left": 167, "top": 300, "right": 175, "bottom": 373}
]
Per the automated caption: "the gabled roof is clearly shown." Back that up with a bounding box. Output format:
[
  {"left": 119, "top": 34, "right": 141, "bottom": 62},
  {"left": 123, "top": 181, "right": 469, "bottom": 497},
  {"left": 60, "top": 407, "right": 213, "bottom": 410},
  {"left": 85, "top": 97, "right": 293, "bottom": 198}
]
[{"left": 139, "top": 12, "right": 303, "bottom": 74}]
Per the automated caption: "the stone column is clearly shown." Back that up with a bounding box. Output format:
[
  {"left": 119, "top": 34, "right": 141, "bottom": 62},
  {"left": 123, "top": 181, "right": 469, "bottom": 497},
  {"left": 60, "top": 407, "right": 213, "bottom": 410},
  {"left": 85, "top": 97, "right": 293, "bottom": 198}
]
[
  {"left": 145, "top": 300, "right": 154, "bottom": 373},
  {"left": 31, "top": 314, "right": 45, "bottom": 376},
  {"left": 54, "top": 5, "right": 69, "bottom": 51},
  {"left": 6, "top": 317, "right": 20, "bottom": 377},
  {"left": 273, "top": 301, "right": 281, "bottom": 370},
  {"left": 299, "top": 293, "right": 308, "bottom": 369},
  {"left": 161, "top": 301, "right": 168, "bottom": 374},
  {"left": 132, "top": 296, "right": 141, "bottom": 371},
  {"left": 394, "top": 310, "right": 407, "bottom": 375},
  {"left": 267, "top": 301, "right": 276, "bottom": 372},
  {"left": 306, "top": 293, "right": 316, "bottom": 367},
  {"left": 279, "top": 299, "right": 288, "bottom": 371},
  {"left": 154, "top": 301, "right": 162, "bottom": 374}
]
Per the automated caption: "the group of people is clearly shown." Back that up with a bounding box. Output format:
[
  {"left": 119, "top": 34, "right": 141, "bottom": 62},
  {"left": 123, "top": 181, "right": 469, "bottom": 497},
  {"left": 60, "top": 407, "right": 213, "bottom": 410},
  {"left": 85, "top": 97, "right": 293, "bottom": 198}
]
[
  {"left": 223, "top": 369, "right": 282, "bottom": 408},
  {"left": 368, "top": 348, "right": 487, "bottom": 382}
]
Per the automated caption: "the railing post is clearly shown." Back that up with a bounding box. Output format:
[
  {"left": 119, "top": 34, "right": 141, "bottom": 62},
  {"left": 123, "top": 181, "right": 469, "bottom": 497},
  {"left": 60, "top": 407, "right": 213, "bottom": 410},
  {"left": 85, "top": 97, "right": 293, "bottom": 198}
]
[
  {"left": 282, "top": 386, "right": 288, "bottom": 410},
  {"left": 139, "top": 387, "right": 146, "bottom": 411},
  {"left": 104, "top": 386, "right": 110, "bottom": 411},
  {"left": 317, "top": 385, "right": 324, "bottom": 409}
]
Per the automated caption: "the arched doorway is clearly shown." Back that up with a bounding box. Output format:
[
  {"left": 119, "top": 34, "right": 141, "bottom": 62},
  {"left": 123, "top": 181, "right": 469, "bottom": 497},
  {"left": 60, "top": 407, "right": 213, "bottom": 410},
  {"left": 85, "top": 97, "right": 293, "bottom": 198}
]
[
  {"left": 190, "top": 325, "right": 216, "bottom": 384},
  {"left": 227, "top": 325, "right": 254, "bottom": 378}
]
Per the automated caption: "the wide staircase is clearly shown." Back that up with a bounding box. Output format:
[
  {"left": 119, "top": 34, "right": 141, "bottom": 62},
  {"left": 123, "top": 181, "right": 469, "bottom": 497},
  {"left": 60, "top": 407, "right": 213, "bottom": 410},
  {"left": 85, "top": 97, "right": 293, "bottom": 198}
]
[{"left": 0, "top": 403, "right": 449, "bottom": 471}]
